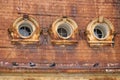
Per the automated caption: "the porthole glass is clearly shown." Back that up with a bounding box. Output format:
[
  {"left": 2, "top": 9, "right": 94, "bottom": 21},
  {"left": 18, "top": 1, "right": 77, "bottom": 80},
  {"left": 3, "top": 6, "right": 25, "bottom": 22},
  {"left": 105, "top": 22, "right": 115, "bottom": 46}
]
[
  {"left": 57, "top": 28, "right": 67, "bottom": 37},
  {"left": 57, "top": 23, "right": 72, "bottom": 39},
  {"left": 18, "top": 23, "right": 33, "bottom": 38},
  {"left": 94, "top": 28, "right": 104, "bottom": 38},
  {"left": 93, "top": 24, "right": 108, "bottom": 39}
]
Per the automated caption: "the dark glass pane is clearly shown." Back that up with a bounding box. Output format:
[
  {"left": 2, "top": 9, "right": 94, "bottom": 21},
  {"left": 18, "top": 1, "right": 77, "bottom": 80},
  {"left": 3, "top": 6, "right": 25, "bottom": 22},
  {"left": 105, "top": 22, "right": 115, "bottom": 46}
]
[
  {"left": 97, "top": 29, "right": 102, "bottom": 34},
  {"left": 98, "top": 35, "right": 102, "bottom": 38},
  {"left": 19, "top": 26, "right": 32, "bottom": 37},
  {"left": 57, "top": 28, "right": 67, "bottom": 37},
  {"left": 94, "top": 29, "right": 103, "bottom": 38}
]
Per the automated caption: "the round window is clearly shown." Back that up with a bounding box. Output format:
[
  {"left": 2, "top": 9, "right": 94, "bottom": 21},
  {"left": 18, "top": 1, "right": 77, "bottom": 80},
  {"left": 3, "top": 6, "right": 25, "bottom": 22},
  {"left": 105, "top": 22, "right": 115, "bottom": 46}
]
[
  {"left": 93, "top": 23, "right": 109, "bottom": 40},
  {"left": 57, "top": 23, "right": 73, "bottom": 39},
  {"left": 18, "top": 23, "right": 33, "bottom": 38}
]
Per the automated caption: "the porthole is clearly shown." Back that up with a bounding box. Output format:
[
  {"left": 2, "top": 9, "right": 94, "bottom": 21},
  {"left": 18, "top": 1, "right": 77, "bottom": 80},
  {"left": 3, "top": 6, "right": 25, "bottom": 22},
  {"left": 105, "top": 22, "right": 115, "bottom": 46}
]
[
  {"left": 57, "top": 23, "right": 73, "bottom": 39},
  {"left": 51, "top": 17, "right": 78, "bottom": 45},
  {"left": 8, "top": 16, "right": 40, "bottom": 44},
  {"left": 86, "top": 16, "right": 114, "bottom": 47},
  {"left": 18, "top": 22, "right": 33, "bottom": 38},
  {"left": 16, "top": 20, "right": 36, "bottom": 39},
  {"left": 93, "top": 23, "right": 109, "bottom": 40}
]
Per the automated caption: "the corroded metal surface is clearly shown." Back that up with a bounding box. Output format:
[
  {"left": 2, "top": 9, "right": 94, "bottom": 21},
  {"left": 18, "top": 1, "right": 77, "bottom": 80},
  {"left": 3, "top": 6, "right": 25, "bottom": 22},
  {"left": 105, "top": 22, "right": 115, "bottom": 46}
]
[{"left": 0, "top": 0, "right": 120, "bottom": 74}]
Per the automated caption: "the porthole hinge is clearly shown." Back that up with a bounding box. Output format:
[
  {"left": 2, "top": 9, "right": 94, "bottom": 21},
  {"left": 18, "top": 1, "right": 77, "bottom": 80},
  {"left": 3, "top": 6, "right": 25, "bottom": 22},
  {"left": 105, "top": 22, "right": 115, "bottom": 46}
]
[
  {"left": 23, "top": 14, "right": 29, "bottom": 20},
  {"left": 98, "top": 16, "right": 104, "bottom": 23}
]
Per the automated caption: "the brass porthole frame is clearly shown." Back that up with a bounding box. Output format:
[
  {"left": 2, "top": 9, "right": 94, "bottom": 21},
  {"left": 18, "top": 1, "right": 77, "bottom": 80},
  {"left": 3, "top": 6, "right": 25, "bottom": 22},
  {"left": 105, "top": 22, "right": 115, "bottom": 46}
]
[
  {"left": 51, "top": 17, "right": 78, "bottom": 45},
  {"left": 16, "top": 20, "right": 36, "bottom": 39},
  {"left": 86, "top": 16, "right": 114, "bottom": 47},
  {"left": 8, "top": 16, "right": 40, "bottom": 44}
]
